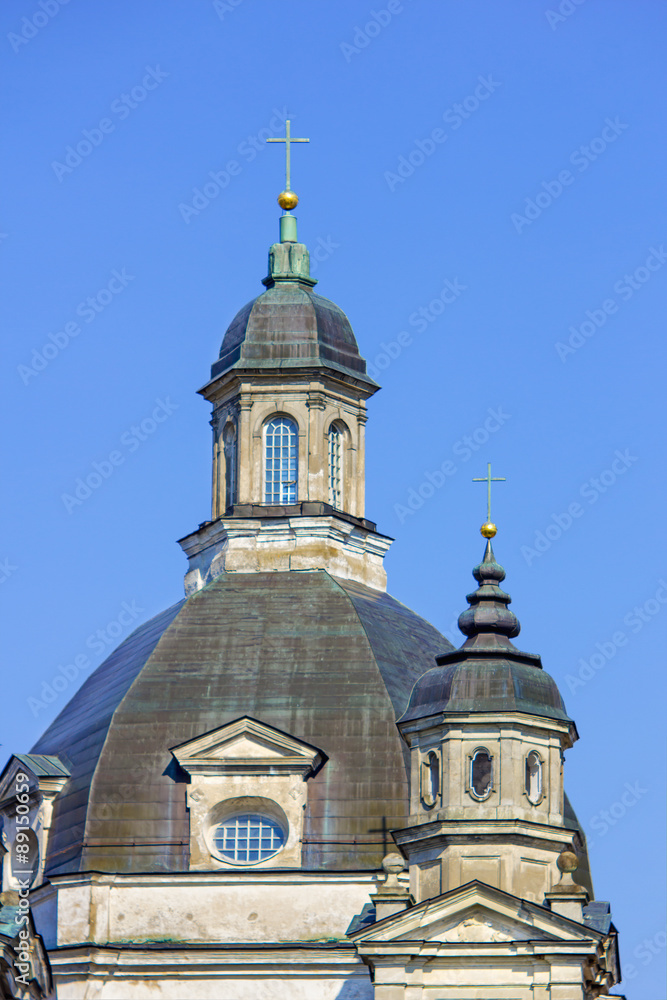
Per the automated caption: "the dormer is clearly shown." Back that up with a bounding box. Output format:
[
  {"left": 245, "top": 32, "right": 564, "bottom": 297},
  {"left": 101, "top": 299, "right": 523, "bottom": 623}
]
[
  {"left": 0, "top": 754, "right": 70, "bottom": 891},
  {"left": 170, "top": 716, "right": 326, "bottom": 870}
]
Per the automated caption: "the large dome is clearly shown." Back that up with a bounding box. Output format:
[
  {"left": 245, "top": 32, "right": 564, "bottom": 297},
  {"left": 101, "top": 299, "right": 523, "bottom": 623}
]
[{"left": 31, "top": 571, "right": 454, "bottom": 877}]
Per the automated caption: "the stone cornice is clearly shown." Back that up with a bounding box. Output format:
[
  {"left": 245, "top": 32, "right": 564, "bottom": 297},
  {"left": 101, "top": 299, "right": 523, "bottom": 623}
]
[
  {"left": 392, "top": 817, "right": 575, "bottom": 852},
  {"left": 179, "top": 512, "right": 393, "bottom": 594}
]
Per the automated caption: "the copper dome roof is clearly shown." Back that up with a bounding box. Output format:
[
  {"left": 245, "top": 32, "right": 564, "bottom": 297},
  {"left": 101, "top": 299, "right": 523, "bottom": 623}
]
[
  {"left": 32, "top": 571, "right": 453, "bottom": 876},
  {"left": 401, "top": 541, "right": 573, "bottom": 726},
  {"left": 211, "top": 283, "right": 376, "bottom": 383}
]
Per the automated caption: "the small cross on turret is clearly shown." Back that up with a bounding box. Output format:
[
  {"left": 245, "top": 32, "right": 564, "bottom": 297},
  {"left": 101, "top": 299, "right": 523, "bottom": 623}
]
[
  {"left": 472, "top": 462, "right": 506, "bottom": 538},
  {"left": 267, "top": 119, "right": 309, "bottom": 210}
]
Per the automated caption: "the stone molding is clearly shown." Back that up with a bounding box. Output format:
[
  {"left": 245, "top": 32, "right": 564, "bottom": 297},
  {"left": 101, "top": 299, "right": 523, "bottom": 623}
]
[
  {"left": 169, "top": 718, "right": 327, "bottom": 872},
  {"left": 179, "top": 512, "right": 392, "bottom": 594},
  {"left": 350, "top": 880, "right": 620, "bottom": 999}
]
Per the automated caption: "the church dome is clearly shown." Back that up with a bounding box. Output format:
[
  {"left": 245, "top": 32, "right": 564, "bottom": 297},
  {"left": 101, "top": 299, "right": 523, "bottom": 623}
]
[
  {"left": 401, "top": 656, "right": 570, "bottom": 722},
  {"left": 31, "top": 571, "right": 454, "bottom": 877},
  {"left": 210, "top": 238, "right": 375, "bottom": 384},
  {"left": 401, "top": 540, "right": 572, "bottom": 725}
]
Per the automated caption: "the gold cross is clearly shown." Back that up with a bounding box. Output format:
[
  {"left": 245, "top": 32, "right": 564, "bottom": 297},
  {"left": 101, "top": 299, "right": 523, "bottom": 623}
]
[
  {"left": 267, "top": 120, "right": 309, "bottom": 191},
  {"left": 472, "top": 463, "right": 506, "bottom": 523}
]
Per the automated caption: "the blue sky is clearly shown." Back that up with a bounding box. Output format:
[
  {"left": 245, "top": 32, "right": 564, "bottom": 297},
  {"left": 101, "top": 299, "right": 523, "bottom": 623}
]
[{"left": 3, "top": 1, "right": 666, "bottom": 993}]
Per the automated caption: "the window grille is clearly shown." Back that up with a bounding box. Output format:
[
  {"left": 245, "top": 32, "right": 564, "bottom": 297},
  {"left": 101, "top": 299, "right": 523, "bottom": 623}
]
[
  {"left": 264, "top": 417, "right": 297, "bottom": 504},
  {"left": 214, "top": 813, "right": 285, "bottom": 864},
  {"left": 329, "top": 424, "right": 343, "bottom": 507}
]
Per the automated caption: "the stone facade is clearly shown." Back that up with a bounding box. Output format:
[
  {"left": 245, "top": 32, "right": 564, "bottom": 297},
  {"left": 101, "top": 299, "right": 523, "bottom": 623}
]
[{"left": 0, "top": 220, "right": 625, "bottom": 999}]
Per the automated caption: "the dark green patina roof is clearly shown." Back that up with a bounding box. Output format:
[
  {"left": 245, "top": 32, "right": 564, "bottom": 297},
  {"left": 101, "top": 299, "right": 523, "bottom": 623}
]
[
  {"left": 402, "top": 656, "right": 570, "bottom": 721},
  {"left": 401, "top": 541, "right": 572, "bottom": 725},
  {"left": 211, "top": 284, "right": 376, "bottom": 384},
  {"left": 31, "top": 571, "right": 452, "bottom": 876},
  {"left": 11, "top": 754, "right": 71, "bottom": 778},
  {"left": 209, "top": 239, "right": 377, "bottom": 386}
]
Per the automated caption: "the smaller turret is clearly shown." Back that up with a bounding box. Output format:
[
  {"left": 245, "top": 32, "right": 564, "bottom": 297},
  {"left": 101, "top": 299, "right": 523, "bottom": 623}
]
[
  {"left": 178, "top": 123, "right": 391, "bottom": 595},
  {"left": 395, "top": 523, "right": 588, "bottom": 906}
]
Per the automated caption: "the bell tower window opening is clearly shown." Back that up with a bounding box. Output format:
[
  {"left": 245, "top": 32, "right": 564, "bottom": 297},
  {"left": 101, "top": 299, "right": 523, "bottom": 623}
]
[
  {"left": 265, "top": 417, "right": 298, "bottom": 505},
  {"left": 223, "top": 423, "right": 237, "bottom": 510},
  {"left": 525, "top": 751, "right": 542, "bottom": 804},
  {"left": 470, "top": 749, "right": 493, "bottom": 800},
  {"left": 329, "top": 423, "right": 344, "bottom": 508}
]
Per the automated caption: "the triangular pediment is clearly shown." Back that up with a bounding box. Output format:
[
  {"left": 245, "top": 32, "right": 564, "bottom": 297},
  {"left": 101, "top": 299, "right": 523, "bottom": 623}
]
[
  {"left": 0, "top": 754, "right": 69, "bottom": 805},
  {"left": 351, "top": 881, "right": 602, "bottom": 946},
  {"left": 170, "top": 716, "right": 326, "bottom": 777}
]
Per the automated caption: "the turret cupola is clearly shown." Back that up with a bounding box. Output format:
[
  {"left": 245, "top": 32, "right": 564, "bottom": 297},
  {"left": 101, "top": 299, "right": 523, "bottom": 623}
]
[
  {"left": 178, "top": 123, "right": 391, "bottom": 594},
  {"left": 395, "top": 514, "right": 590, "bottom": 908}
]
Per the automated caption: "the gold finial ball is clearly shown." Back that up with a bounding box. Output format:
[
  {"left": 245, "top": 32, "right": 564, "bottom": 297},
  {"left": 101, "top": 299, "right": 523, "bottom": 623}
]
[
  {"left": 557, "top": 850, "right": 579, "bottom": 874},
  {"left": 480, "top": 522, "right": 497, "bottom": 539},
  {"left": 277, "top": 190, "right": 298, "bottom": 210}
]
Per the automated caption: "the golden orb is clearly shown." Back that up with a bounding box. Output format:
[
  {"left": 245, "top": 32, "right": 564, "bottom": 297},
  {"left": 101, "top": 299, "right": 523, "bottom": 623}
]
[
  {"left": 277, "top": 190, "right": 298, "bottom": 210},
  {"left": 480, "top": 522, "right": 497, "bottom": 539},
  {"left": 557, "top": 850, "right": 579, "bottom": 874}
]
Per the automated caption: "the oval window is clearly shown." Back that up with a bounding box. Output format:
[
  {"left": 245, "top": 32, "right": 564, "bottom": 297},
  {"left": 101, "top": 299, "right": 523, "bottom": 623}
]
[
  {"left": 525, "top": 751, "right": 542, "bottom": 804},
  {"left": 470, "top": 749, "right": 493, "bottom": 800},
  {"left": 213, "top": 813, "right": 285, "bottom": 865}
]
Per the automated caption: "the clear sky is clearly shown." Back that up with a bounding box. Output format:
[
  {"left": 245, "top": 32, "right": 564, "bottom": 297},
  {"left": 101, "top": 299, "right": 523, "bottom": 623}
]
[{"left": 3, "top": 2, "right": 666, "bottom": 993}]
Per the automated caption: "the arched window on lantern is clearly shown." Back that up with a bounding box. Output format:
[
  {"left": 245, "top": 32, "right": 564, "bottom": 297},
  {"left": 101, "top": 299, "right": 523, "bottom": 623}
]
[
  {"left": 223, "top": 423, "right": 237, "bottom": 510},
  {"left": 421, "top": 750, "right": 440, "bottom": 809},
  {"left": 525, "top": 751, "right": 542, "bottom": 804},
  {"left": 328, "top": 422, "right": 346, "bottom": 509},
  {"left": 264, "top": 416, "right": 298, "bottom": 505},
  {"left": 470, "top": 749, "right": 493, "bottom": 800}
]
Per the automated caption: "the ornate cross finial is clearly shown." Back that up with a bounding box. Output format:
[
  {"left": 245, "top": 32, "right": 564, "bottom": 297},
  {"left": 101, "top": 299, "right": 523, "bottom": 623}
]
[
  {"left": 267, "top": 119, "right": 309, "bottom": 206},
  {"left": 472, "top": 463, "right": 506, "bottom": 538}
]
